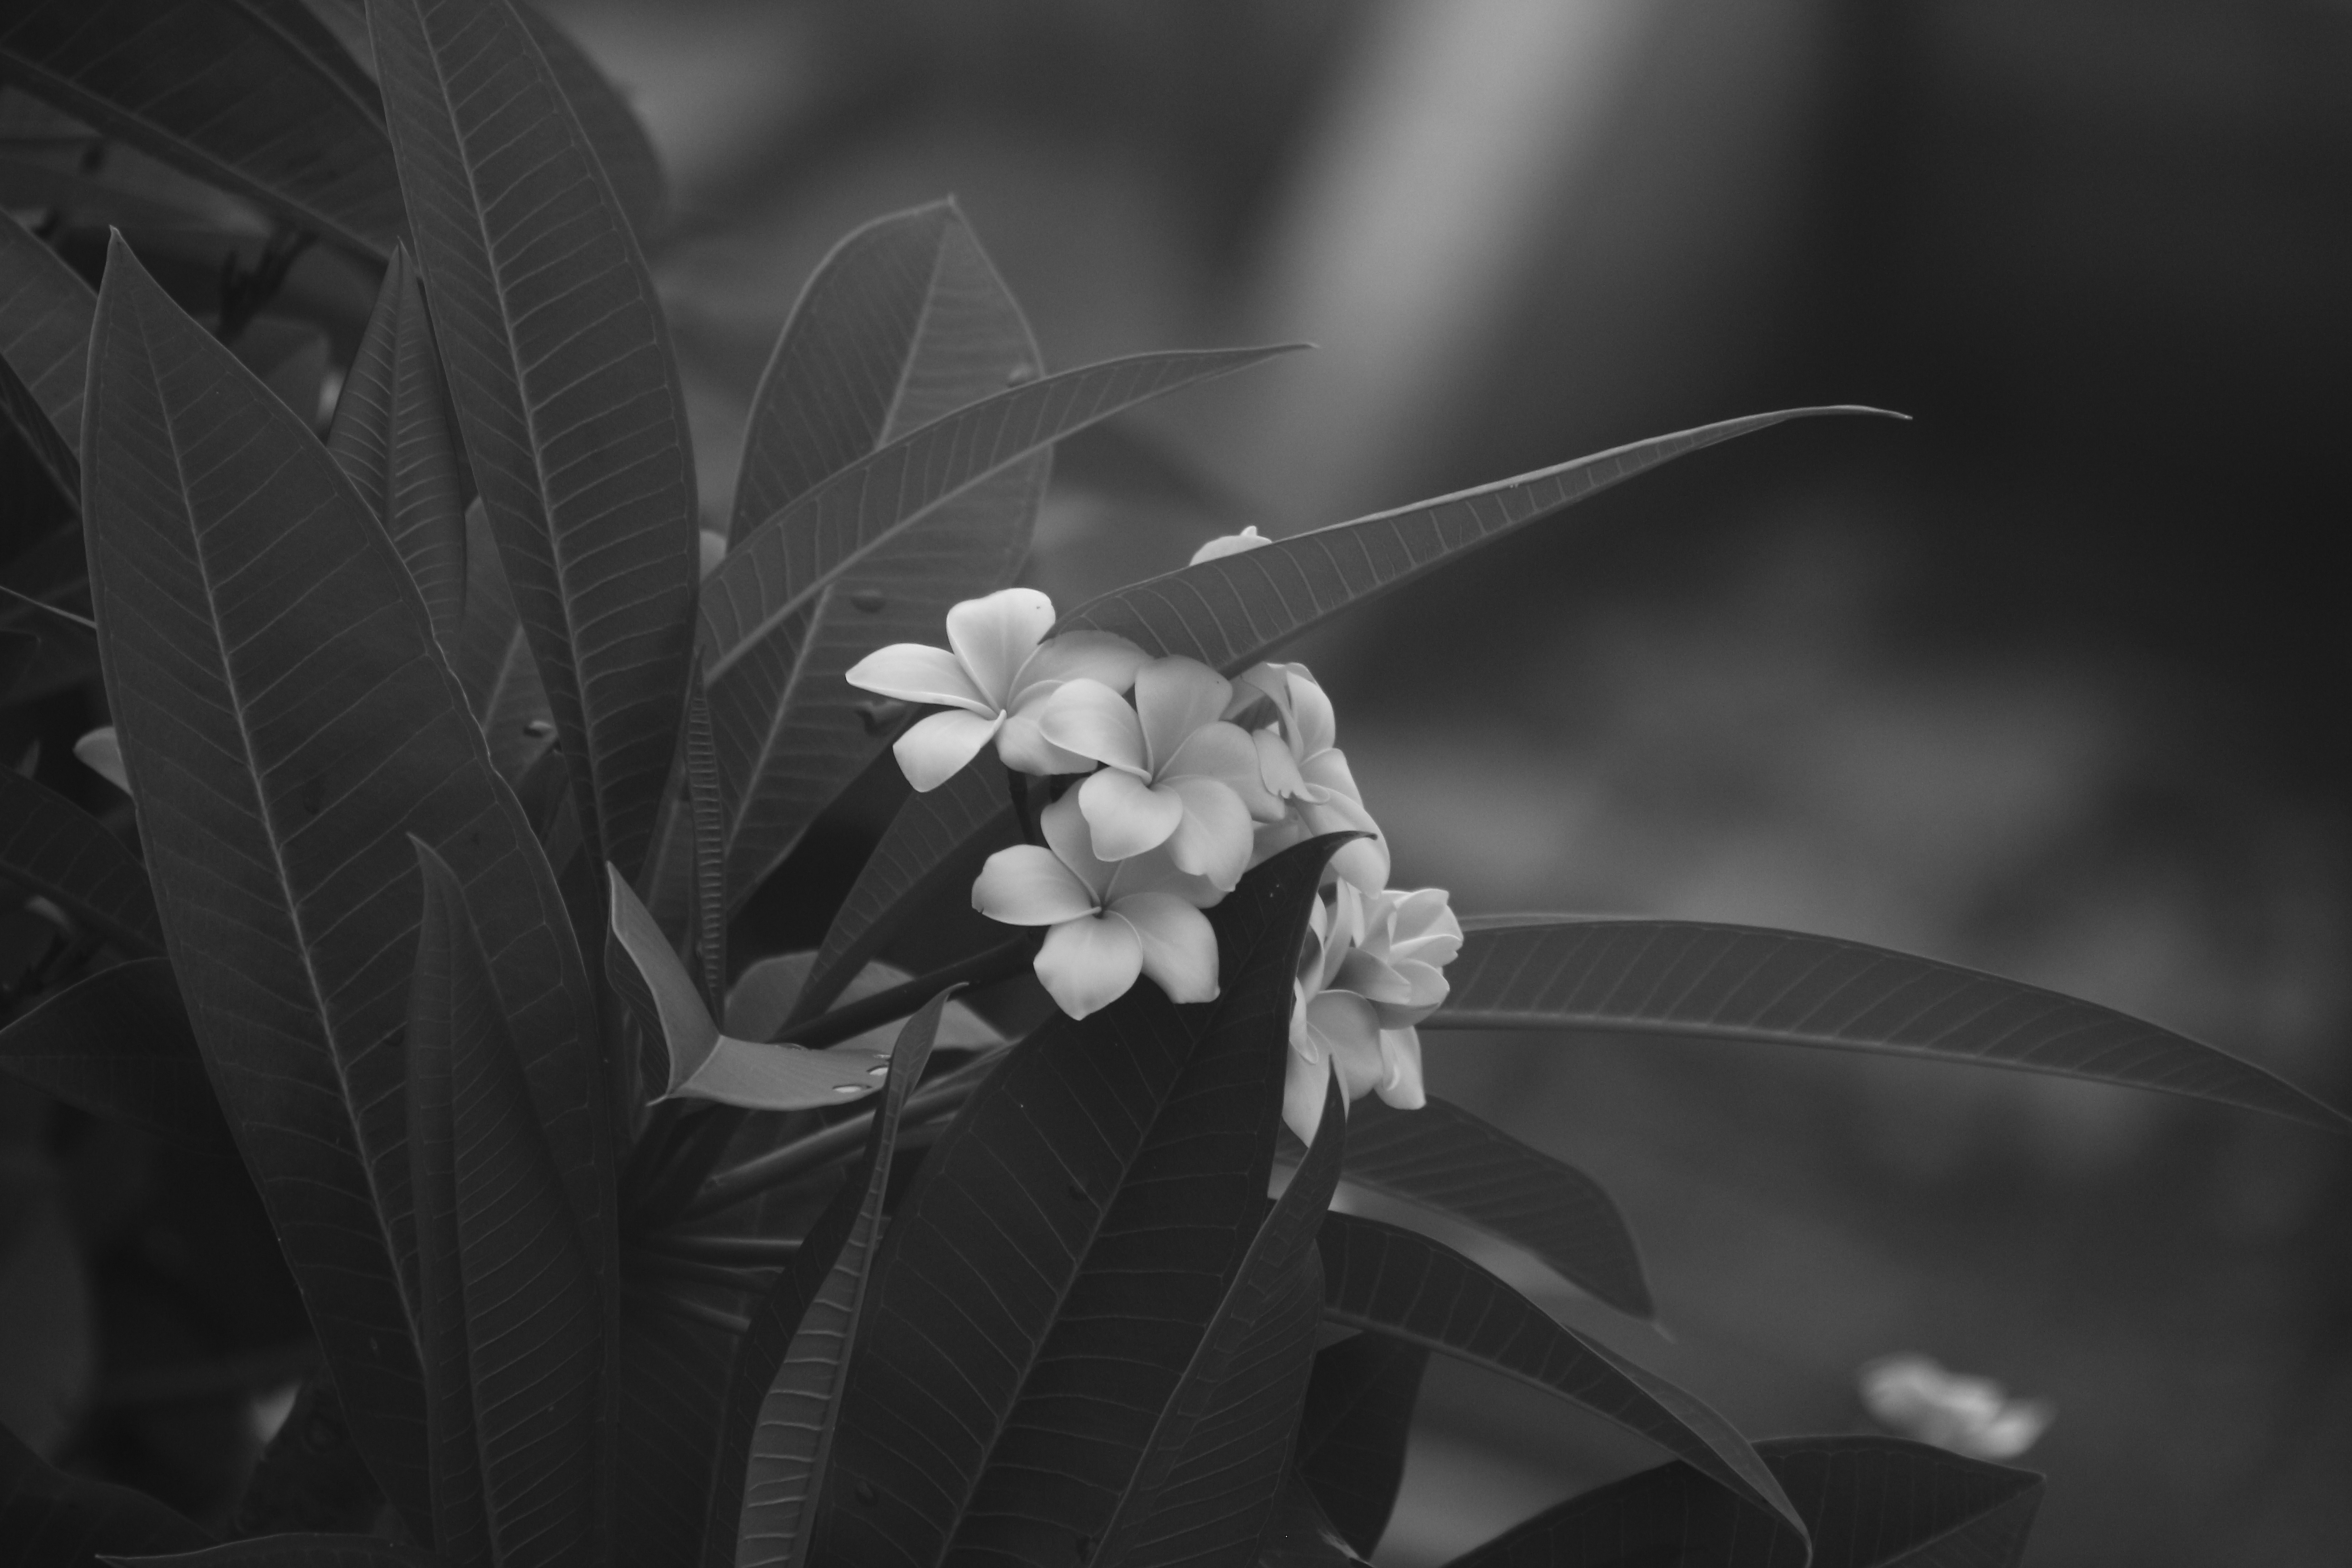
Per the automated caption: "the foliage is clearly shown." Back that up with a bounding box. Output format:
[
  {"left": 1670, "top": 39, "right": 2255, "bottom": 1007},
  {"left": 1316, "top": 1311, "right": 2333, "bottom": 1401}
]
[{"left": 0, "top": 4, "right": 2345, "bottom": 1567}]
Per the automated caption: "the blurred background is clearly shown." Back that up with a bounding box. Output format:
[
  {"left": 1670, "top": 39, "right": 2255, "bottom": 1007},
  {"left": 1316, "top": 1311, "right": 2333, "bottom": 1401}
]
[{"left": 7, "top": 0, "right": 2350, "bottom": 1562}]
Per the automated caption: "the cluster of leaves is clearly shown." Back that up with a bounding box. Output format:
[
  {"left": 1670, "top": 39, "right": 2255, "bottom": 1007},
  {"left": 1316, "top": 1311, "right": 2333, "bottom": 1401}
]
[{"left": 2, "top": 4, "right": 2346, "bottom": 1568}]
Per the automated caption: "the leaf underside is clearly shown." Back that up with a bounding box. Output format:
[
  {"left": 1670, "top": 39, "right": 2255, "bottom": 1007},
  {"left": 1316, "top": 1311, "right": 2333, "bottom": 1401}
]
[
  {"left": 1429, "top": 918, "right": 2352, "bottom": 1134},
  {"left": 0, "top": 767, "right": 165, "bottom": 955},
  {"left": 0, "top": 207, "right": 98, "bottom": 449},
  {"left": 1294, "top": 1331, "right": 1426, "bottom": 1558}
]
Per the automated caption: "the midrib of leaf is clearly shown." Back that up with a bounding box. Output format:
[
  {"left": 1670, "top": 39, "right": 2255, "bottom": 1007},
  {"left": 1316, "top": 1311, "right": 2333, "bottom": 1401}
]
[
  {"left": 877, "top": 239, "right": 952, "bottom": 444},
  {"left": 719, "top": 594, "right": 822, "bottom": 868},
  {"left": 144, "top": 314, "right": 414, "bottom": 1325},
  {"left": 920, "top": 1021, "right": 1219, "bottom": 1548}
]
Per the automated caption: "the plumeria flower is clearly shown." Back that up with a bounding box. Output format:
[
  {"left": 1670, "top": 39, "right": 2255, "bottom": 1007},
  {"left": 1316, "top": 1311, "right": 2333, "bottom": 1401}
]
[
  {"left": 845, "top": 588, "right": 1147, "bottom": 790},
  {"left": 1190, "top": 525, "right": 1272, "bottom": 564},
  {"left": 1037, "top": 657, "right": 1280, "bottom": 889},
  {"left": 1229, "top": 662, "right": 1388, "bottom": 894},
  {"left": 1859, "top": 1355, "right": 2054, "bottom": 1461},
  {"left": 1283, "top": 880, "right": 1462, "bottom": 1141},
  {"left": 972, "top": 790, "right": 1223, "bottom": 1020}
]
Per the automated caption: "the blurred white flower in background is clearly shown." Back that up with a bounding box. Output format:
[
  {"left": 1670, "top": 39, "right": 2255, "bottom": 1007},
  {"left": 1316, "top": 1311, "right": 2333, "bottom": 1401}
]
[
  {"left": 1189, "top": 525, "right": 1272, "bottom": 564},
  {"left": 1859, "top": 1353, "right": 2054, "bottom": 1461}
]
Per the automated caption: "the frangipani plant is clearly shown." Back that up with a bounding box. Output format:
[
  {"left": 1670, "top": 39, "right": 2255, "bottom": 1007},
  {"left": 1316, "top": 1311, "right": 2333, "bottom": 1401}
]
[{"left": 0, "top": 4, "right": 2346, "bottom": 1568}]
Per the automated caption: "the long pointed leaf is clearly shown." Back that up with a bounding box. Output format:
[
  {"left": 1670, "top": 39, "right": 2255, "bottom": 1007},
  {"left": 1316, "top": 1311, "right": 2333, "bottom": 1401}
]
[
  {"left": 372, "top": 0, "right": 701, "bottom": 884},
  {"left": 1056, "top": 408, "right": 1893, "bottom": 671},
  {"left": 790, "top": 754, "right": 1014, "bottom": 1028},
  {"left": 0, "top": 768, "right": 163, "bottom": 955},
  {"left": 512, "top": 1, "right": 666, "bottom": 245},
  {"left": 82, "top": 236, "right": 608, "bottom": 1536},
  {"left": 1256, "top": 1475, "right": 1367, "bottom": 1567},
  {"left": 1443, "top": 1435, "right": 2041, "bottom": 1568},
  {"left": 713, "top": 201, "right": 1047, "bottom": 906},
  {"left": 0, "top": 0, "right": 402, "bottom": 256},
  {"left": 0, "top": 210, "right": 91, "bottom": 510},
  {"left": 704, "top": 991, "right": 946, "bottom": 1568},
  {"left": 1294, "top": 1333, "right": 1426, "bottom": 1559},
  {"left": 0, "top": 209, "right": 97, "bottom": 452},
  {"left": 1093, "top": 1075, "right": 1347, "bottom": 1568},
  {"left": 815, "top": 835, "right": 1344, "bottom": 1568},
  {"left": 1, "top": 1416, "right": 211, "bottom": 1567},
  {"left": 1428, "top": 918, "right": 2352, "bottom": 1134},
  {"left": 447, "top": 500, "right": 553, "bottom": 780},
  {"left": 0, "top": 958, "right": 234, "bottom": 1157},
  {"left": 699, "top": 344, "right": 1297, "bottom": 684},
  {"left": 408, "top": 844, "right": 604, "bottom": 1568},
  {"left": 1317, "top": 1213, "right": 1801, "bottom": 1539},
  {"left": 326, "top": 244, "right": 468, "bottom": 647},
  {"left": 1328, "top": 1095, "right": 1651, "bottom": 1318}
]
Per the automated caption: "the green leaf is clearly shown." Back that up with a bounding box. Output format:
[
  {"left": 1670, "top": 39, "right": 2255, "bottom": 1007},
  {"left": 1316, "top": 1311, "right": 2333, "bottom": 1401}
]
[
  {"left": 406, "top": 843, "right": 605, "bottom": 1568},
  {"left": 0, "top": 958, "right": 234, "bottom": 1157},
  {"left": 1442, "top": 1435, "right": 2041, "bottom": 1568},
  {"left": 1317, "top": 1213, "right": 1802, "bottom": 1540},
  {"left": 712, "top": 201, "right": 1047, "bottom": 908},
  {"left": 611, "top": 1298, "right": 741, "bottom": 1568},
  {"left": 1093, "top": 1075, "right": 1346, "bottom": 1568},
  {"left": 446, "top": 500, "right": 554, "bottom": 782},
  {"left": 0, "top": 769, "right": 163, "bottom": 956},
  {"left": 1293, "top": 1333, "right": 1426, "bottom": 1559},
  {"left": 107, "top": 1538, "right": 445, "bottom": 1568},
  {"left": 1, "top": 344, "right": 82, "bottom": 510},
  {"left": 81, "top": 235, "right": 608, "bottom": 1539},
  {"left": 815, "top": 835, "right": 1345, "bottom": 1568},
  {"left": 0, "top": 1, "right": 402, "bottom": 257},
  {"left": 790, "top": 754, "right": 1014, "bottom": 1029},
  {"left": 605, "top": 868, "right": 891, "bottom": 1111},
  {"left": 326, "top": 244, "right": 467, "bottom": 648},
  {"left": 0, "top": 1419, "right": 211, "bottom": 1567},
  {"left": 703, "top": 990, "right": 947, "bottom": 1568},
  {"left": 372, "top": 0, "right": 701, "bottom": 885},
  {"left": 683, "top": 660, "right": 726, "bottom": 1017},
  {"left": 1428, "top": 918, "right": 2352, "bottom": 1135},
  {"left": 1055, "top": 409, "right": 1894, "bottom": 672},
  {"left": 1325, "top": 1095, "right": 1652, "bottom": 1319},
  {"left": 0, "top": 209, "right": 97, "bottom": 454},
  {"left": 512, "top": 2, "right": 666, "bottom": 245},
  {"left": 702, "top": 345, "right": 1294, "bottom": 684}
]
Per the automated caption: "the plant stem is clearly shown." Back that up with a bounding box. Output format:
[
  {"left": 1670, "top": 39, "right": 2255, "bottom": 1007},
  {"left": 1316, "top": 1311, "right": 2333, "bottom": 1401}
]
[
  {"left": 681, "top": 1049, "right": 1006, "bottom": 1221},
  {"left": 770, "top": 933, "right": 1034, "bottom": 1048}
]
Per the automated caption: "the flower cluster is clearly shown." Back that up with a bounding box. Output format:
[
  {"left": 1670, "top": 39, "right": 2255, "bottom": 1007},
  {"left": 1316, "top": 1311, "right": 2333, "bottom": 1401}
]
[{"left": 847, "top": 572, "right": 1461, "bottom": 1137}]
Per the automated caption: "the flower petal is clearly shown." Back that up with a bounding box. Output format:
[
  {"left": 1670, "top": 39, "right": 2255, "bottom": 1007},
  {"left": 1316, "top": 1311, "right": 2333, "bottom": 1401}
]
[
  {"left": 1375, "top": 1026, "right": 1426, "bottom": 1109},
  {"left": 946, "top": 588, "right": 1056, "bottom": 705},
  {"left": 1132, "top": 657, "right": 1233, "bottom": 773},
  {"left": 1300, "top": 746, "right": 1366, "bottom": 806},
  {"left": 1078, "top": 767, "right": 1186, "bottom": 861},
  {"left": 893, "top": 708, "right": 1004, "bottom": 792},
  {"left": 1111, "top": 891, "right": 1220, "bottom": 1004},
  {"left": 996, "top": 698, "right": 1098, "bottom": 777},
  {"left": 1189, "top": 525, "right": 1271, "bottom": 565},
  {"left": 1016, "top": 631, "right": 1149, "bottom": 698},
  {"left": 1283, "top": 1046, "right": 1335, "bottom": 1142},
  {"left": 1037, "top": 678, "right": 1148, "bottom": 773},
  {"left": 1286, "top": 666, "right": 1339, "bottom": 755},
  {"left": 1166, "top": 719, "right": 1279, "bottom": 811},
  {"left": 846, "top": 643, "right": 991, "bottom": 713},
  {"left": 1035, "top": 913, "right": 1143, "bottom": 1019},
  {"left": 1250, "top": 727, "right": 1308, "bottom": 804},
  {"left": 1304, "top": 990, "right": 1387, "bottom": 1100},
  {"left": 972, "top": 844, "right": 1097, "bottom": 926},
  {"left": 1161, "top": 774, "right": 1254, "bottom": 889}
]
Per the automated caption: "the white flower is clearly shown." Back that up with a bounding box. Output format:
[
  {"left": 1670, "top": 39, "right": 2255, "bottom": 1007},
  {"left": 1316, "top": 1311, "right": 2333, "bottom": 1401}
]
[
  {"left": 1282, "top": 881, "right": 1461, "bottom": 1140},
  {"left": 1036, "top": 657, "right": 1280, "bottom": 890},
  {"left": 1190, "top": 525, "right": 1273, "bottom": 564},
  {"left": 1859, "top": 1355, "right": 2053, "bottom": 1461},
  {"left": 1229, "top": 662, "right": 1387, "bottom": 894},
  {"left": 845, "top": 588, "right": 1147, "bottom": 790},
  {"left": 972, "top": 791, "right": 1223, "bottom": 1020}
]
